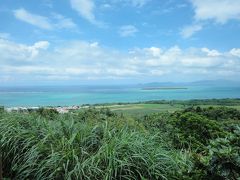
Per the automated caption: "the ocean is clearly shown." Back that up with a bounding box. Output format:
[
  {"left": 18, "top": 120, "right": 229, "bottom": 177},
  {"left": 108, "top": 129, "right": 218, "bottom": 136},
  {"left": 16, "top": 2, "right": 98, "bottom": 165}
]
[{"left": 0, "top": 85, "right": 240, "bottom": 107}]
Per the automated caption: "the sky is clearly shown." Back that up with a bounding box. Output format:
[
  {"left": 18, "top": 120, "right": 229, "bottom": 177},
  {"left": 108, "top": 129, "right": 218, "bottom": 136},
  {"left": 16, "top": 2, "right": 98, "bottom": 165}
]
[{"left": 0, "top": 0, "right": 240, "bottom": 85}]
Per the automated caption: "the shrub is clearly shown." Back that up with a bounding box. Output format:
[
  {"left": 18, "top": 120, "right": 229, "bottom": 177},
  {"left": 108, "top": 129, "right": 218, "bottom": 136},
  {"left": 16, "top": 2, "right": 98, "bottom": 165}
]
[
  {"left": 170, "top": 112, "right": 225, "bottom": 151},
  {"left": 190, "top": 126, "right": 240, "bottom": 180},
  {"left": 205, "top": 126, "right": 240, "bottom": 179},
  {"left": 183, "top": 106, "right": 240, "bottom": 121},
  {"left": 36, "top": 107, "right": 59, "bottom": 120},
  {"left": 0, "top": 106, "right": 4, "bottom": 113}
]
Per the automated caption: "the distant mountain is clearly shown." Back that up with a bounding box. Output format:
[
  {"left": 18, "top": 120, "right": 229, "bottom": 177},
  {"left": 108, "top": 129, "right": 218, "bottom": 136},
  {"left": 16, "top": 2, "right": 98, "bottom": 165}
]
[
  {"left": 141, "top": 80, "right": 240, "bottom": 87},
  {"left": 139, "top": 82, "right": 179, "bottom": 87},
  {"left": 190, "top": 80, "right": 240, "bottom": 86}
]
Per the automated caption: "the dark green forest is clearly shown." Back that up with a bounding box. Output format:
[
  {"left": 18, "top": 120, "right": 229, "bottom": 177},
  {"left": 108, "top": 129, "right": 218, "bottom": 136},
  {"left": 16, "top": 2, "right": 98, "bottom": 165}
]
[{"left": 0, "top": 104, "right": 239, "bottom": 179}]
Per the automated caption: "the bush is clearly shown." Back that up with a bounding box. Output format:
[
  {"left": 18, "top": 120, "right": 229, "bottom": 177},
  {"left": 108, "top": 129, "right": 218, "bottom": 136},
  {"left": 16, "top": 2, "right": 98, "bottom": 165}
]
[
  {"left": 142, "top": 112, "right": 172, "bottom": 130},
  {"left": 170, "top": 112, "right": 226, "bottom": 151},
  {"left": 189, "top": 126, "right": 240, "bottom": 179},
  {"left": 36, "top": 107, "right": 59, "bottom": 120},
  {"left": 205, "top": 126, "right": 240, "bottom": 179},
  {"left": 183, "top": 106, "right": 240, "bottom": 121},
  {"left": 0, "top": 106, "right": 4, "bottom": 113}
]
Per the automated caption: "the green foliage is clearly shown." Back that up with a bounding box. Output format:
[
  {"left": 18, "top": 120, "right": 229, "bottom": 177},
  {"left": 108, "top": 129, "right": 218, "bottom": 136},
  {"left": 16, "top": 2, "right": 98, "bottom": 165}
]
[
  {"left": 183, "top": 106, "right": 240, "bottom": 121},
  {"left": 141, "top": 112, "right": 172, "bottom": 133},
  {"left": 143, "top": 109, "right": 226, "bottom": 152},
  {"left": 36, "top": 107, "right": 59, "bottom": 120},
  {"left": 170, "top": 112, "right": 225, "bottom": 151},
  {"left": 0, "top": 106, "right": 4, "bottom": 113},
  {"left": 207, "top": 135, "right": 240, "bottom": 179},
  {"left": 142, "top": 106, "right": 240, "bottom": 179},
  {"left": 190, "top": 126, "right": 240, "bottom": 180},
  {"left": 0, "top": 108, "right": 189, "bottom": 179},
  {"left": 77, "top": 107, "right": 116, "bottom": 122},
  {"left": 144, "top": 98, "right": 240, "bottom": 106},
  {"left": 1, "top": 104, "right": 240, "bottom": 179}
]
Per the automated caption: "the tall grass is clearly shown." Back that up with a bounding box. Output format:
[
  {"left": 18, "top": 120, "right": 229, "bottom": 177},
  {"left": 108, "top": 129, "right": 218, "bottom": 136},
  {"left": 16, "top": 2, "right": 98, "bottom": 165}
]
[{"left": 0, "top": 109, "right": 191, "bottom": 179}]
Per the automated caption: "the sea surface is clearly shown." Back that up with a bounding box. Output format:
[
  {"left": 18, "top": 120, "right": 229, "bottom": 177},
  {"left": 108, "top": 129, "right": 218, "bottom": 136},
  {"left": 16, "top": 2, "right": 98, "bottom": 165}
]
[{"left": 0, "top": 85, "right": 240, "bottom": 107}]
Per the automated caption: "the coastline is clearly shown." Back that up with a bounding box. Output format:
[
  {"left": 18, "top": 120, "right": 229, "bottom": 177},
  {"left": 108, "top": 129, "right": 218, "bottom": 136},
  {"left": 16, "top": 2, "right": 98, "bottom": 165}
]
[{"left": 3, "top": 98, "right": 240, "bottom": 113}]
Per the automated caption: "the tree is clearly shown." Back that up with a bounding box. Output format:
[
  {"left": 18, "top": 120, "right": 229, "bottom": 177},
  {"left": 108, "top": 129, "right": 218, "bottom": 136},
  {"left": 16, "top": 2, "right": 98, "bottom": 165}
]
[{"left": 170, "top": 112, "right": 225, "bottom": 151}]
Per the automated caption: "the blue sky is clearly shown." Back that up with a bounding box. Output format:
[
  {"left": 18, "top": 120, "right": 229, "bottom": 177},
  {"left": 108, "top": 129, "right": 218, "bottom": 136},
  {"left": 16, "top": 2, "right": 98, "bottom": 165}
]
[{"left": 0, "top": 0, "right": 240, "bottom": 85}]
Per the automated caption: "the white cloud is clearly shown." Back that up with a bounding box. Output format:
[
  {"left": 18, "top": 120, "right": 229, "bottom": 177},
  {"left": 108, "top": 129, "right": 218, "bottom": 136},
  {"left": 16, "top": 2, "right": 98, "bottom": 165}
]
[
  {"left": 149, "top": 69, "right": 167, "bottom": 76},
  {"left": 30, "top": 41, "right": 50, "bottom": 58},
  {"left": 142, "top": 46, "right": 181, "bottom": 66},
  {"left": 201, "top": 48, "right": 221, "bottom": 57},
  {"left": 14, "top": 8, "right": 52, "bottom": 30},
  {"left": 144, "top": 47, "right": 162, "bottom": 57},
  {"left": 127, "top": 0, "right": 149, "bottom": 7},
  {"left": 70, "top": 0, "right": 97, "bottom": 24},
  {"left": 14, "top": 8, "right": 77, "bottom": 30},
  {"left": 117, "top": 0, "right": 149, "bottom": 7},
  {"left": 180, "top": 24, "right": 202, "bottom": 38},
  {"left": 90, "top": 42, "right": 99, "bottom": 47},
  {"left": 119, "top": 25, "right": 138, "bottom": 37},
  {"left": 1, "top": 38, "right": 240, "bottom": 82},
  {"left": 65, "top": 67, "right": 101, "bottom": 75},
  {"left": 230, "top": 48, "right": 240, "bottom": 57},
  {"left": 182, "top": 1, "right": 240, "bottom": 38},
  {"left": 180, "top": 56, "right": 221, "bottom": 67},
  {"left": 0, "top": 38, "right": 49, "bottom": 61},
  {"left": 33, "top": 41, "right": 49, "bottom": 49},
  {"left": 190, "top": 0, "right": 240, "bottom": 24},
  {"left": 52, "top": 13, "right": 77, "bottom": 29}
]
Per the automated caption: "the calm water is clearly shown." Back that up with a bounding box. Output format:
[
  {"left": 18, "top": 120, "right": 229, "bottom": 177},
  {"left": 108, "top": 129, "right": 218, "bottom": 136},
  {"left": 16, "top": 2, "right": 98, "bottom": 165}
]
[{"left": 0, "top": 85, "right": 240, "bottom": 107}]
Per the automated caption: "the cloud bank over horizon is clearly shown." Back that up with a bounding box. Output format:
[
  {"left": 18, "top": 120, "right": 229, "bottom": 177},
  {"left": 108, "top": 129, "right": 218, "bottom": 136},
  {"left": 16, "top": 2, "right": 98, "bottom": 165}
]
[
  {"left": 0, "top": 37, "right": 239, "bottom": 84},
  {"left": 0, "top": 0, "right": 240, "bottom": 85}
]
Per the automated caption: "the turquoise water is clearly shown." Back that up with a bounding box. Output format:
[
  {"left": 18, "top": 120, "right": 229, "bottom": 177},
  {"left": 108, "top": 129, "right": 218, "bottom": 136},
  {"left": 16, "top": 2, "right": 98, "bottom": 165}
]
[{"left": 0, "top": 85, "right": 240, "bottom": 107}]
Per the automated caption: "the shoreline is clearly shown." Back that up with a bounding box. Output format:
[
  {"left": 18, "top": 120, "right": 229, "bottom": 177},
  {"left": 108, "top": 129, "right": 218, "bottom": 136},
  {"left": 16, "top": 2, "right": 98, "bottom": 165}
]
[{"left": 3, "top": 98, "right": 240, "bottom": 113}]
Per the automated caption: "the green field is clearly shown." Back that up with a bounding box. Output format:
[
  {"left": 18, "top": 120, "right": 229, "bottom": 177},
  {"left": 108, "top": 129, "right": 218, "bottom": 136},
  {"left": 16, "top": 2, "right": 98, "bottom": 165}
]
[
  {"left": 95, "top": 101, "right": 240, "bottom": 117},
  {"left": 101, "top": 103, "right": 185, "bottom": 117}
]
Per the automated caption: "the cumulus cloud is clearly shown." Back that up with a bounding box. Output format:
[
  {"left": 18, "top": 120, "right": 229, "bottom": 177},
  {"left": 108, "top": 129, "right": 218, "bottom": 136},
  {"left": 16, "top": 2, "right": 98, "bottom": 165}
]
[
  {"left": 0, "top": 38, "right": 49, "bottom": 62},
  {"left": 14, "top": 8, "right": 77, "bottom": 30},
  {"left": 132, "top": 46, "right": 181, "bottom": 66},
  {"left": 230, "top": 48, "right": 240, "bottom": 57},
  {"left": 1, "top": 38, "right": 240, "bottom": 82},
  {"left": 180, "top": 24, "right": 202, "bottom": 38},
  {"left": 119, "top": 25, "right": 138, "bottom": 37},
  {"left": 190, "top": 0, "right": 240, "bottom": 24},
  {"left": 201, "top": 48, "right": 221, "bottom": 57},
  {"left": 144, "top": 47, "right": 162, "bottom": 57}
]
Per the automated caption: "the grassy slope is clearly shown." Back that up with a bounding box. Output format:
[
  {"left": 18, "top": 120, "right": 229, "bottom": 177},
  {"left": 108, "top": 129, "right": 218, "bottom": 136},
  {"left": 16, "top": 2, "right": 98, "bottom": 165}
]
[{"left": 0, "top": 109, "right": 190, "bottom": 179}]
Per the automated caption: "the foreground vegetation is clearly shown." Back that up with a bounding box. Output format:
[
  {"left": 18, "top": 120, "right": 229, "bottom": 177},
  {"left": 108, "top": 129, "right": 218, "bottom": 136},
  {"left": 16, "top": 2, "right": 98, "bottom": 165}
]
[{"left": 0, "top": 100, "right": 240, "bottom": 179}]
